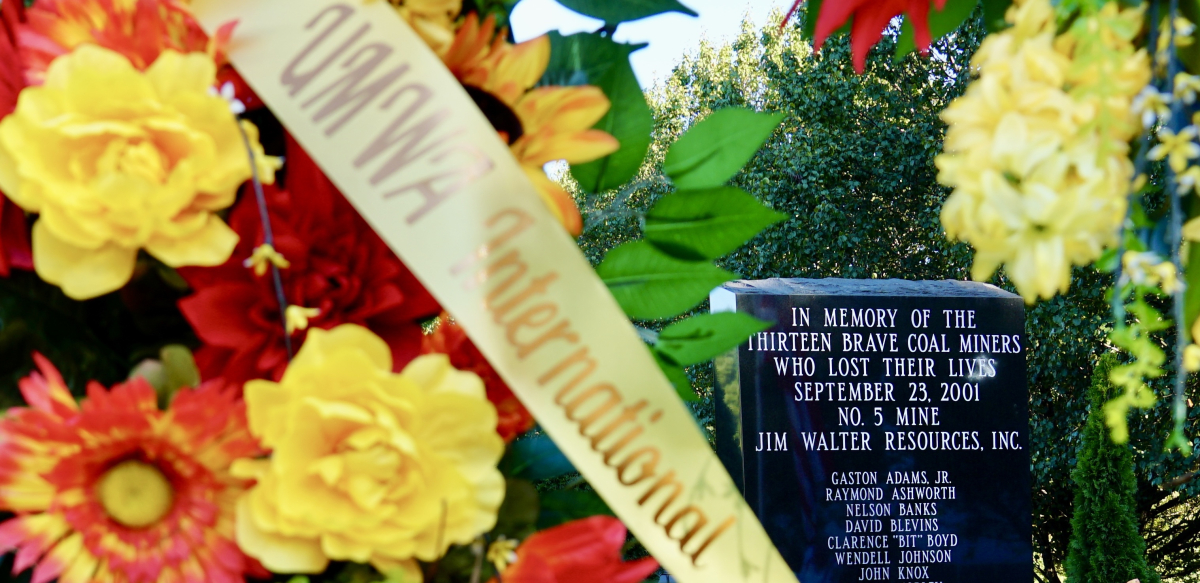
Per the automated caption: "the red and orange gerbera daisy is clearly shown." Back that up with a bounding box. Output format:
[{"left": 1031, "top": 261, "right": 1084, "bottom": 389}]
[{"left": 0, "top": 355, "right": 263, "bottom": 583}]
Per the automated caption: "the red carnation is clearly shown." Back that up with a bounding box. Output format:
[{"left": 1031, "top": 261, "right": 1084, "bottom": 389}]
[
  {"left": 423, "top": 314, "right": 535, "bottom": 442},
  {"left": 0, "top": 0, "right": 33, "bottom": 277},
  {"left": 178, "top": 135, "right": 440, "bottom": 384},
  {"left": 491, "top": 516, "right": 659, "bottom": 583}
]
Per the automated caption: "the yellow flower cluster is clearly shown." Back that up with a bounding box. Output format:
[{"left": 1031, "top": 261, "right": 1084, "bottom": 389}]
[
  {"left": 0, "top": 45, "right": 276, "bottom": 299},
  {"left": 937, "top": 0, "right": 1149, "bottom": 302},
  {"left": 233, "top": 325, "right": 505, "bottom": 574},
  {"left": 1120, "top": 251, "right": 1181, "bottom": 294}
]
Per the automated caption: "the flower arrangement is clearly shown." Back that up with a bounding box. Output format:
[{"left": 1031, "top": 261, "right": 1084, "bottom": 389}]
[
  {"left": 0, "top": 0, "right": 796, "bottom": 581},
  {"left": 19, "top": 0, "right": 1191, "bottom": 578}
]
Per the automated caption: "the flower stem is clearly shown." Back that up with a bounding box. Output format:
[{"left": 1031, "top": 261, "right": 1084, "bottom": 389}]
[
  {"left": 1165, "top": 0, "right": 1192, "bottom": 453},
  {"left": 236, "top": 120, "right": 293, "bottom": 360}
]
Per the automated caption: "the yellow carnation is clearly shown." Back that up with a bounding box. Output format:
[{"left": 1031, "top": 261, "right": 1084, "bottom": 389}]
[
  {"left": 233, "top": 324, "right": 505, "bottom": 574},
  {"left": 0, "top": 45, "right": 276, "bottom": 299}
]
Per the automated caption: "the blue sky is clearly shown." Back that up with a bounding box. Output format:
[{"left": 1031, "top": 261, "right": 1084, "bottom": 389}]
[{"left": 509, "top": 0, "right": 797, "bottom": 88}]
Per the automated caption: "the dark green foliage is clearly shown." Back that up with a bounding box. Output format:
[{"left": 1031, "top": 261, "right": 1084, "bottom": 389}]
[
  {"left": 575, "top": 12, "right": 989, "bottom": 425},
  {"left": 572, "top": 8, "right": 1200, "bottom": 583},
  {"left": 0, "top": 266, "right": 197, "bottom": 404},
  {"left": 461, "top": 0, "right": 521, "bottom": 29},
  {"left": 500, "top": 433, "right": 576, "bottom": 481},
  {"left": 1065, "top": 354, "right": 1160, "bottom": 583}
]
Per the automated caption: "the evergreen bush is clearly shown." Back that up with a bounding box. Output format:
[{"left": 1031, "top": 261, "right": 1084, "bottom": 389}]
[{"left": 1065, "top": 353, "right": 1160, "bottom": 583}]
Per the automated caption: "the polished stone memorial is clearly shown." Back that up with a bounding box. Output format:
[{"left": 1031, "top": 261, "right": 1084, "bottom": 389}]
[{"left": 711, "top": 278, "right": 1031, "bottom": 583}]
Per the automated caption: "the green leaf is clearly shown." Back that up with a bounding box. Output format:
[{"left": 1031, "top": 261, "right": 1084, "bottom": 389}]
[
  {"left": 463, "top": 0, "right": 523, "bottom": 29},
  {"left": 597, "top": 241, "right": 736, "bottom": 320},
  {"left": 800, "top": 0, "right": 825, "bottom": 40},
  {"left": 501, "top": 433, "right": 575, "bottom": 481},
  {"left": 1128, "top": 299, "right": 1171, "bottom": 332},
  {"left": 542, "top": 33, "right": 653, "bottom": 193},
  {"left": 1181, "top": 0, "right": 1200, "bottom": 74},
  {"left": 896, "top": 0, "right": 979, "bottom": 59},
  {"left": 663, "top": 108, "right": 784, "bottom": 190},
  {"left": 1184, "top": 242, "right": 1200, "bottom": 334},
  {"left": 381, "top": 568, "right": 423, "bottom": 583},
  {"left": 0, "top": 272, "right": 129, "bottom": 400},
  {"left": 981, "top": 0, "right": 1012, "bottom": 32},
  {"left": 161, "top": 344, "right": 200, "bottom": 391},
  {"left": 645, "top": 187, "right": 788, "bottom": 260},
  {"left": 1123, "top": 230, "right": 1147, "bottom": 253},
  {"left": 656, "top": 312, "right": 772, "bottom": 367},
  {"left": 554, "top": 0, "right": 697, "bottom": 24},
  {"left": 797, "top": 0, "right": 851, "bottom": 41},
  {"left": 1130, "top": 200, "right": 1154, "bottom": 228},
  {"left": 653, "top": 349, "right": 696, "bottom": 401},
  {"left": 494, "top": 478, "right": 540, "bottom": 537},
  {"left": 537, "top": 489, "right": 614, "bottom": 529},
  {"left": 1095, "top": 247, "right": 1119, "bottom": 273},
  {"left": 541, "top": 32, "right": 643, "bottom": 88}
]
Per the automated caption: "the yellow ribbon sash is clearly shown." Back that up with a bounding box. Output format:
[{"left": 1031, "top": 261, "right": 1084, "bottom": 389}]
[{"left": 189, "top": 1, "right": 799, "bottom": 581}]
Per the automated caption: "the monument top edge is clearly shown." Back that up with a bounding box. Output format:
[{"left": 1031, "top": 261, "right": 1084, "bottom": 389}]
[{"left": 716, "top": 278, "right": 1020, "bottom": 299}]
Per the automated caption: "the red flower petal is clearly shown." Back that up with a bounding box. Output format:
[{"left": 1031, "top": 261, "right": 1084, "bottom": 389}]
[
  {"left": 179, "top": 135, "right": 440, "bottom": 385},
  {"left": 813, "top": 0, "right": 947, "bottom": 73},
  {"left": 178, "top": 283, "right": 264, "bottom": 348},
  {"left": 0, "top": 0, "right": 32, "bottom": 277},
  {"left": 498, "top": 516, "right": 659, "bottom": 583},
  {"left": 0, "top": 0, "right": 23, "bottom": 109},
  {"left": 18, "top": 353, "right": 78, "bottom": 419}
]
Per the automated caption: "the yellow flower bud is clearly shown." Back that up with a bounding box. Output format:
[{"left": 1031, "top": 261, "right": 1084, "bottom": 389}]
[
  {"left": 284, "top": 305, "right": 321, "bottom": 334},
  {"left": 243, "top": 243, "right": 291, "bottom": 276}
]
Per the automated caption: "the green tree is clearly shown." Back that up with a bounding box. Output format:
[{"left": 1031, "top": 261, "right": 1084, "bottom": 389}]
[
  {"left": 573, "top": 9, "right": 1200, "bottom": 583},
  {"left": 1066, "top": 353, "right": 1160, "bottom": 583}
]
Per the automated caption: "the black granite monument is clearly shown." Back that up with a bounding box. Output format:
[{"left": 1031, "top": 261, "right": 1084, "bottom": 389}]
[{"left": 711, "top": 278, "right": 1032, "bottom": 583}]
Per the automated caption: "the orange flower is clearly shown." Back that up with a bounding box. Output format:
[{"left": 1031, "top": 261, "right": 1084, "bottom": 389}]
[
  {"left": 510, "top": 86, "right": 620, "bottom": 234},
  {"left": 437, "top": 13, "right": 618, "bottom": 236},
  {"left": 443, "top": 13, "right": 549, "bottom": 106},
  {"left": 0, "top": 354, "right": 263, "bottom": 583}
]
